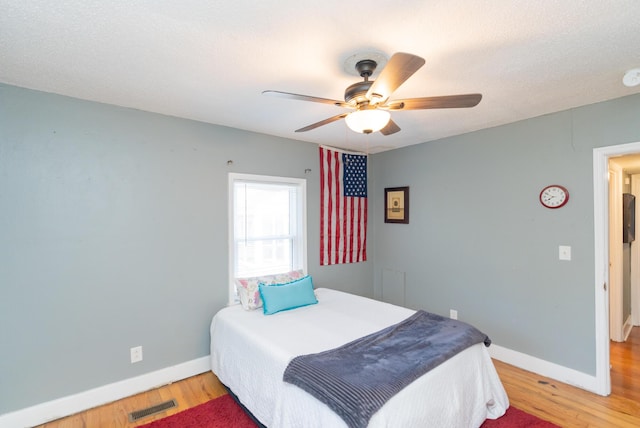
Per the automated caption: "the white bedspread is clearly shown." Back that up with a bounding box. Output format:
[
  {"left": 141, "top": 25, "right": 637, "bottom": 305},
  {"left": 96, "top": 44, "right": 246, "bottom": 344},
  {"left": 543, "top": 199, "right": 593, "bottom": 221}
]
[{"left": 210, "top": 288, "right": 508, "bottom": 428}]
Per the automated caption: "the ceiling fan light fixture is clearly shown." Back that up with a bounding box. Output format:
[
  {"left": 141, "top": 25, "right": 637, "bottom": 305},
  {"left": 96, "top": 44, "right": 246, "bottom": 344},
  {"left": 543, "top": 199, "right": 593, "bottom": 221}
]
[
  {"left": 345, "top": 109, "right": 391, "bottom": 134},
  {"left": 623, "top": 68, "right": 640, "bottom": 87}
]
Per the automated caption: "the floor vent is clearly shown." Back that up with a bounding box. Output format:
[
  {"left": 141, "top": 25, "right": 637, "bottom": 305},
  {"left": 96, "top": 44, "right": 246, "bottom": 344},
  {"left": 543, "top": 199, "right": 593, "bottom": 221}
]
[{"left": 128, "top": 399, "right": 178, "bottom": 422}]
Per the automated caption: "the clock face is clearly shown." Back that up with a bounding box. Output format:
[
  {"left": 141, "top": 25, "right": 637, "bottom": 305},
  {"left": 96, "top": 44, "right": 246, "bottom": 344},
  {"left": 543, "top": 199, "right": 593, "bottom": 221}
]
[{"left": 540, "top": 185, "right": 569, "bottom": 209}]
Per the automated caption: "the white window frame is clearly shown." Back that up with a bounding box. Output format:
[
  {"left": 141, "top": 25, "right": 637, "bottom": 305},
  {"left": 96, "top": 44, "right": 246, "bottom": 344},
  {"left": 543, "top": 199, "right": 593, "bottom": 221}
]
[{"left": 228, "top": 173, "right": 307, "bottom": 304}]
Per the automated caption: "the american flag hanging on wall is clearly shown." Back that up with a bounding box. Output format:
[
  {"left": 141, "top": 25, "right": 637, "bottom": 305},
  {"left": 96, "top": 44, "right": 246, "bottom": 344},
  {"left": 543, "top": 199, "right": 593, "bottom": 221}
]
[{"left": 319, "top": 145, "right": 368, "bottom": 266}]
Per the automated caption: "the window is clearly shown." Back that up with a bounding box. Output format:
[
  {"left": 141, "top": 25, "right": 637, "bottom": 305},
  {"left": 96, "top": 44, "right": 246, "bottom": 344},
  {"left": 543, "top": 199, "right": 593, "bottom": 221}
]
[{"left": 228, "top": 173, "right": 307, "bottom": 303}]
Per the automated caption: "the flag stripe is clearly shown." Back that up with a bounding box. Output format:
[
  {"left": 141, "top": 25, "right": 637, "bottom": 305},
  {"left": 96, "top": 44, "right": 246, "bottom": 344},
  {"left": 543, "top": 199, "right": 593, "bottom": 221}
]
[
  {"left": 319, "top": 148, "right": 326, "bottom": 265},
  {"left": 334, "top": 150, "right": 341, "bottom": 264},
  {"left": 344, "top": 200, "right": 357, "bottom": 263},
  {"left": 362, "top": 197, "right": 368, "bottom": 260},
  {"left": 355, "top": 199, "right": 360, "bottom": 263}
]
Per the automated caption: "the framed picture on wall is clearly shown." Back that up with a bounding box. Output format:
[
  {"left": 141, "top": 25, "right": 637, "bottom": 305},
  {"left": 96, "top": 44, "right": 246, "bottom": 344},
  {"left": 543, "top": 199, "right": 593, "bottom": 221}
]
[{"left": 384, "top": 186, "right": 409, "bottom": 224}]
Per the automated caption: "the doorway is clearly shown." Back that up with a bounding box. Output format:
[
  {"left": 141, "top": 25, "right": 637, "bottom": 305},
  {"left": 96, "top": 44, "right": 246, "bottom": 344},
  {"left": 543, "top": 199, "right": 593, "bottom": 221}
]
[
  {"left": 594, "top": 141, "right": 640, "bottom": 396},
  {"left": 609, "top": 157, "right": 640, "bottom": 343}
]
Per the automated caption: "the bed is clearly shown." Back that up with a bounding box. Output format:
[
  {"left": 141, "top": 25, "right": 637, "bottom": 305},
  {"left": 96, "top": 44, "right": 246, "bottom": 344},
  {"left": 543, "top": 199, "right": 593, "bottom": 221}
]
[{"left": 210, "top": 287, "right": 508, "bottom": 428}]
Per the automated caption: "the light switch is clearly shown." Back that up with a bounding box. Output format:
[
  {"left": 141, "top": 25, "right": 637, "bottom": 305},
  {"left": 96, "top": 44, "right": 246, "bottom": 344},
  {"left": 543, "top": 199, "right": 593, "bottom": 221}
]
[{"left": 559, "top": 245, "right": 571, "bottom": 261}]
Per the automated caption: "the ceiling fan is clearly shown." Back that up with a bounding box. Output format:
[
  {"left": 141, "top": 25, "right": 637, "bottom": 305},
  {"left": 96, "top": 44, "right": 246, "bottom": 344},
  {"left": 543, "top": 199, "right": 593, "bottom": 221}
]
[{"left": 263, "top": 52, "right": 482, "bottom": 136}]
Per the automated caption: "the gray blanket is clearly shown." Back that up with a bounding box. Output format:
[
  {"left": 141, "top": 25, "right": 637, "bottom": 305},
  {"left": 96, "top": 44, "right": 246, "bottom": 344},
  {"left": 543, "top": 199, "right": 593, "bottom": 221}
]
[{"left": 283, "top": 310, "right": 490, "bottom": 428}]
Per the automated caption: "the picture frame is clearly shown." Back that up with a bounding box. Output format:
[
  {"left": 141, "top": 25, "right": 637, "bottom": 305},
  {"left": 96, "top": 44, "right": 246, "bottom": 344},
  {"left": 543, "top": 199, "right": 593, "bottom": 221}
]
[{"left": 384, "top": 186, "right": 409, "bottom": 224}]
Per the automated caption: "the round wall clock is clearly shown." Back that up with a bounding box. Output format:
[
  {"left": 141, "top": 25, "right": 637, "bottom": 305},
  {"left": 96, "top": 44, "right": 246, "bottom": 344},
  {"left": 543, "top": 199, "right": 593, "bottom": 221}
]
[{"left": 539, "top": 185, "right": 569, "bottom": 209}]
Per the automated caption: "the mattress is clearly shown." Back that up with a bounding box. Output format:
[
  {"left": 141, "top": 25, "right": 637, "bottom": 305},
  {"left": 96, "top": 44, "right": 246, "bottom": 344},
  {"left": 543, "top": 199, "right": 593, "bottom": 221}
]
[{"left": 210, "top": 288, "right": 508, "bottom": 428}]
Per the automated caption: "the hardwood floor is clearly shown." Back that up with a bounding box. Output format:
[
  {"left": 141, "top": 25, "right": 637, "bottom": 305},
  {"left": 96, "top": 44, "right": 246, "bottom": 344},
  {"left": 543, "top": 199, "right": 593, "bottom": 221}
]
[
  {"left": 495, "top": 327, "right": 640, "bottom": 427},
  {"left": 35, "top": 372, "right": 227, "bottom": 428},
  {"left": 36, "top": 328, "right": 640, "bottom": 427}
]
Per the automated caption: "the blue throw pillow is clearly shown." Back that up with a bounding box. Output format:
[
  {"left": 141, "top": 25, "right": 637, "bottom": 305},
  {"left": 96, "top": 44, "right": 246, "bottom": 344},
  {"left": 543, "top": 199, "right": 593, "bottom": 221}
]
[{"left": 259, "top": 275, "right": 318, "bottom": 315}]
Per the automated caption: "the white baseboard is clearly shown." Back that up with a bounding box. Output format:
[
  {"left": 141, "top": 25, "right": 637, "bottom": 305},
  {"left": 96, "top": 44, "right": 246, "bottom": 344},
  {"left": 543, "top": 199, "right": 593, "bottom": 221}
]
[
  {"left": 0, "top": 356, "right": 211, "bottom": 428},
  {"left": 489, "top": 344, "right": 600, "bottom": 394}
]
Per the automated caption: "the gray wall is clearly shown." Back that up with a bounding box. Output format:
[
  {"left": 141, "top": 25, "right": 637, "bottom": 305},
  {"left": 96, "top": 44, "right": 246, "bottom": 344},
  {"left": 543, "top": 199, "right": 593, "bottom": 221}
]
[
  {"left": 371, "top": 93, "right": 640, "bottom": 375},
  {"left": 0, "top": 84, "right": 372, "bottom": 414}
]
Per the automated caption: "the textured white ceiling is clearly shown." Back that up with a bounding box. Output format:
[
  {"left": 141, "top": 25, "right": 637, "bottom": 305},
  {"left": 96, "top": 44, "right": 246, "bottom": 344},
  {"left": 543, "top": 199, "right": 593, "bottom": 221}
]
[{"left": 2, "top": 1, "right": 640, "bottom": 153}]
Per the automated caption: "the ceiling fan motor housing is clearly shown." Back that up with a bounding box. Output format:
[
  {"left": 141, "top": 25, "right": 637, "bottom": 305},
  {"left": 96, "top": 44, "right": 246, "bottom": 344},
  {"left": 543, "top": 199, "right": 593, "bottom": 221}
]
[
  {"left": 345, "top": 81, "right": 373, "bottom": 105},
  {"left": 344, "top": 59, "right": 379, "bottom": 106}
]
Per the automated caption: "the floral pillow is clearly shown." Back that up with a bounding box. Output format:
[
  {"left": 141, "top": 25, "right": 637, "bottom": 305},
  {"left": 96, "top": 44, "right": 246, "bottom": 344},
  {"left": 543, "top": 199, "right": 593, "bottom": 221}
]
[{"left": 234, "top": 269, "right": 305, "bottom": 310}]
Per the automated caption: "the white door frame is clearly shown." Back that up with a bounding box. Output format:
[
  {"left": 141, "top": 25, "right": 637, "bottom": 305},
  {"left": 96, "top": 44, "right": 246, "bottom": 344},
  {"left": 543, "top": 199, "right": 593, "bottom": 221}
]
[
  {"left": 594, "top": 140, "right": 640, "bottom": 396},
  {"left": 608, "top": 162, "right": 624, "bottom": 342},
  {"left": 632, "top": 174, "right": 640, "bottom": 326}
]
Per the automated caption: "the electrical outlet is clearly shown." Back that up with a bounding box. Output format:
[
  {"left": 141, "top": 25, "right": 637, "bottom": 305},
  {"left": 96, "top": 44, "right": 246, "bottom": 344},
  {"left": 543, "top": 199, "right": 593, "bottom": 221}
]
[
  {"left": 450, "top": 309, "right": 458, "bottom": 320},
  {"left": 559, "top": 245, "right": 571, "bottom": 261},
  {"left": 130, "top": 346, "right": 143, "bottom": 364}
]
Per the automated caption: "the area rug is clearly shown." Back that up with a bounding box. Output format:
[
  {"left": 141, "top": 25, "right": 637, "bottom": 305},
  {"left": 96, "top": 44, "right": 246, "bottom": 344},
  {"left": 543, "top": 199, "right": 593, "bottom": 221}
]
[
  {"left": 481, "top": 406, "right": 559, "bottom": 427},
  {"left": 139, "top": 393, "right": 559, "bottom": 428},
  {"left": 137, "top": 394, "right": 256, "bottom": 428}
]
